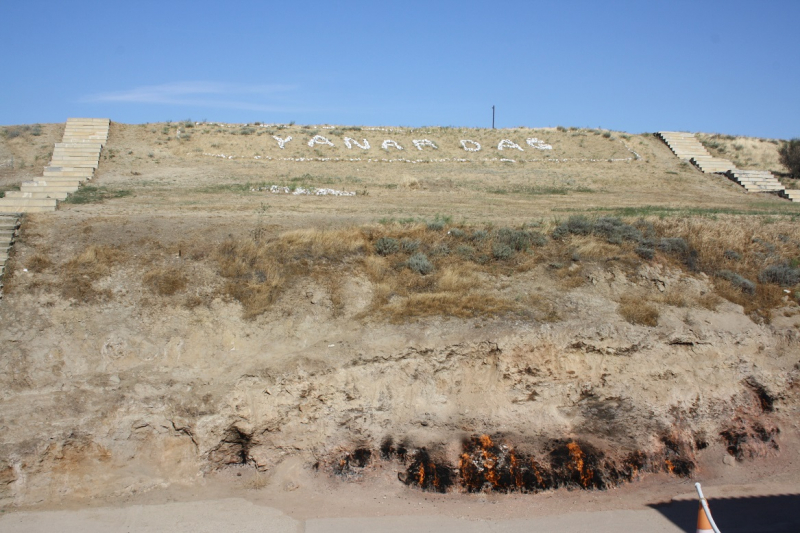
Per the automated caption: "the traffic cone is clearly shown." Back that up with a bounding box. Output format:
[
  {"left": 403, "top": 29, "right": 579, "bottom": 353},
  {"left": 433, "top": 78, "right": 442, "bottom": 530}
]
[{"left": 696, "top": 501, "right": 714, "bottom": 533}]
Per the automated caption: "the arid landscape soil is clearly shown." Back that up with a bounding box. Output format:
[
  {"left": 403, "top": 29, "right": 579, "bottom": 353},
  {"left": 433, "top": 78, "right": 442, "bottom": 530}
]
[{"left": 0, "top": 122, "right": 799, "bottom": 529}]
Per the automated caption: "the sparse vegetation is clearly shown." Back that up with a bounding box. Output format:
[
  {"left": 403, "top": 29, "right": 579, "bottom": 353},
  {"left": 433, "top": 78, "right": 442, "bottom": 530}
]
[
  {"left": 143, "top": 267, "right": 188, "bottom": 296},
  {"left": 59, "top": 245, "right": 125, "bottom": 302},
  {"left": 407, "top": 253, "right": 433, "bottom": 275},
  {"left": 62, "top": 186, "right": 132, "bottom": 204},
  {"left": 618, "top": 295, "right": 659, "bottom": 326},
  {"left": 778, "top": 138, "right": 800, "bottom": 177},
  {"left": 375, "top": 237, "right": 399, "bottom": 256},
  {"left": 758, "top": 264, "right": 800, "bottom": 287}
]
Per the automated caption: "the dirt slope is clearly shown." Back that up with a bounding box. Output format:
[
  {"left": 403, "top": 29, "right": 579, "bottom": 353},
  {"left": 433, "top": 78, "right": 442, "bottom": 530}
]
[{"left": 0, "top": 122, "right": 799, "bottom": 511}]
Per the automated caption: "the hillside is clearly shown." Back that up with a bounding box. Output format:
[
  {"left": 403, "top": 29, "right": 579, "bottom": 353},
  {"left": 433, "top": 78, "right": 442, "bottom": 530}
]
[{"left": 0, "top": 122, "right": 799, "bottom": 517}]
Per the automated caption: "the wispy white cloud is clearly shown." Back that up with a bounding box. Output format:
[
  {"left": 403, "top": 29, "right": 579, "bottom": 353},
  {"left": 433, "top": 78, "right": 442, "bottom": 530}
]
[{"left": 83, "top": 81, "right": 301, "bottom": 112}]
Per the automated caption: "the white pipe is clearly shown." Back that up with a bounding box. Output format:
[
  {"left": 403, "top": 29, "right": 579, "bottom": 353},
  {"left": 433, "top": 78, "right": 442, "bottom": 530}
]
[{"left": 695, "top": 482, "right": 722, "bottom": 533}]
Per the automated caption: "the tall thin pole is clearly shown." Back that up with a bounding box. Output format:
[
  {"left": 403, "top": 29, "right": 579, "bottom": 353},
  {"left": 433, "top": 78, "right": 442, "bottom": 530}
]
[{"left": 492, "top": 105, "right": 495, "bottom": 129}]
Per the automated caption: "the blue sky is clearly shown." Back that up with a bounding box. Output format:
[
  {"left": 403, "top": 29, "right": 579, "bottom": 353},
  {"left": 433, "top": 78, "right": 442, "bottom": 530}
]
[{"left": 2, "top": 1, "right": 798, "bottom": 138}]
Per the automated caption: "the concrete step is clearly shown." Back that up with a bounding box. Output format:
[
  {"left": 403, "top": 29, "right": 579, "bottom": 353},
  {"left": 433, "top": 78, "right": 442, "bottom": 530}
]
[
  {"left": 67, "top": 117, "right": 110, "bottom": 122},
  {"left": 44, "top": 166, "right": 94, "bottom": 173},
  {"left": 54, "top": 143, "right": 102, "bottom": 149},
  {"left": 0, "top": 205, "right": 55, "bottom": 213},
  {"left": 742, "top": 183, "right": 784, "bottom": 190},
  {"left": 48, "top": 160, "right": 98, "bottom": 166},
  {"left": 49, "top": 161, "right": 98, "bottom": 168},
  {"left": 23, "top": 179, "right": 81, "bottom": 187},
  {"left": 4, "top": 191, "right": 69, "bottom": 200},
  {"left": 55, "top": 141, "right": 103, "bottom": 147},
  {"left": 52, "top": 150, "right": 101, "bottom": 157},
  {"left": 779, "top": 189, "right": 799, "bottom": 201},
  {"left": 42, "top": 173, "right": 93, "bottom": 179},
  {"left": 31, "top": 174, "right": 89, "bottom": 180},
  {"left": 0, "top": 198, "right": 58, "bottom": 207},
  {"left": 39, "top": 175, "right": 92, "bottom": 182},
  {"left": 20, "top": 185, "right": 78, "bottom": 193}
]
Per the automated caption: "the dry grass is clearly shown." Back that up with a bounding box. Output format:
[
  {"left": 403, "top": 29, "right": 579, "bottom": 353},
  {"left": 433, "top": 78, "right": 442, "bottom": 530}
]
[
  {"left": 215, "top": 228, "right": 366, "bottom": 319},
  {"left": 618, "top": 295, "right": 660, "bottom": 326},
  {"left": 25, "top": 253, "right": 52, "bottom": 273},
  {"left": 210, "top": 215, "right": 799, "bottom": 322},
  {"left": 698, "top": 292, "right": 723, "bottom": 311},
  {"left": 651, "top": 216, "right": 799, "bottom": 321},
  {"left": 59, "top": 245, "right": 125, "bottom": 303},
  {"left": 143, "top": 267, "right": 188, "bottom": 296},
  {"left": 696, "top": 133, "right": 785, "bottom": 173}
]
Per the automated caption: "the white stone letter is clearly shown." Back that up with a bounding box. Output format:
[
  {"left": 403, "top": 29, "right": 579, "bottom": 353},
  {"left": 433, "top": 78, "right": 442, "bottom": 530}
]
[
  {"left": 526, "top": 137, "right": 552, "bottom": 150},
  {"left": 460, "top": 140, "right": 481, "bottom": 152},
  {"left": 272, "top": 135, "right": 292, "bottom": 149},
  {"left": 498, "top": 139, "right": 524, "bottom": 151},
  {"left": 343, "top": 137, "right": 370, "bottom": 150},
  {"left": 381, "top": 139, "right": 403, "bottom": 150},
  {"left": 412, "top": 139, "right": 438, "bottom": 151},
  {"left": 308, "top": 135, "right": 334, "bottom": 147}
]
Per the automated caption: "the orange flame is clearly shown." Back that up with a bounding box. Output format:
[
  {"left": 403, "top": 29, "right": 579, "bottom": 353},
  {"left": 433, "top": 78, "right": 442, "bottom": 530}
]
[{"left": 567, "top": 441, "right": 594, "bottom": 488}]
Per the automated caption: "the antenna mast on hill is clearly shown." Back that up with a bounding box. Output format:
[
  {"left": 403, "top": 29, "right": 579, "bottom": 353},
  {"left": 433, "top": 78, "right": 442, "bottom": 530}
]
[{"left": 492, "top": 105, "right": 495, "bottom": 129}]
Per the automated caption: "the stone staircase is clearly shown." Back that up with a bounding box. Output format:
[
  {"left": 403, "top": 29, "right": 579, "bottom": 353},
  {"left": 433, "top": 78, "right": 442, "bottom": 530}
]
[
  {"left": 0, "top": 118, "right": 109, "bottom": 214},
  {"left": 725, "top": 169, "right": 786, "bottom": 193},
  {"left": 0, "top": 119, "right": 109, "bottom": 298},
  {"left": 656, "top": 132, "right": 736, "bottom": 173},
  {"left": 0, "top": 214, "right": 21, "bottom": 298},
  {"left": 657, "top": 131, "right": 797, "bottom": 202}
]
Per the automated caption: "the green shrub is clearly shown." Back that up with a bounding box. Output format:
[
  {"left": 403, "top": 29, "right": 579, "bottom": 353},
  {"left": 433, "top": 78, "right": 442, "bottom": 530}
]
[
  {"left": 635, "top": 246, "right": 655, "bottom": 260},
  {"left": 375, "top": 237, "right": 399, "bottom": 256},
  {"left": 430, "top": 243, "right": 450, "bottom": 256},
  {"left": 592, "top": 217, "right": 642, "bottom": 244},
  {"left": 427, "top": 220, "right": 446, "bottom": 231},
  {"left": 552, "top": 216, "right": 592, "bottom": 239},
  {"left": 400, "top": 238, "right": 419, "bottom": 253},
  {"left": 491, "top": 242, "right": 514, "bottom": 260},
  {"left": 495, "top": 228, "right": 534, "bottom": 251},
  {"left": 717, "top": 270, "right": 756, "bottom": 294},
  {"left": 407, "top": 253, "right": 433, "bottom": 275},
  {"left": 658, "top": 238, "right": 689, "bottom": 255},
  {"left": 723, "top": 250, "right": 742, "bottom": 261},
  {"left": 456, "top": 244, "right": 474, "bottom": 258},
  {"left": 471, "top": 229, "right": 488, "bottom": 242},
  {"left": 778, "top": 138, "right": 800, "bottom": 177},
  {"left": 758, "top": 264, "right": 800, "bottom": 287},
  {"left": 448, "top": 228, "right": 466, "bottom": 238}
]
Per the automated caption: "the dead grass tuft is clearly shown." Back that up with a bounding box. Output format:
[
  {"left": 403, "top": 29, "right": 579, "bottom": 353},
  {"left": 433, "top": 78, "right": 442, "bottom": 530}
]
[
  {"left": 618, "top": 295, "right": 659, "bottom": 326},
  {"left": 25, "top": 254, "right": 52, "bottom": 273},
  {"left": 385, "top": 292, "right": 513, "bottom": 322},
  {"left": 698, "top": 292, "right": 723, "bottom": 311},
  {"left": 63, "top": 245, "right": 126, "bottom": 281},
  {"left": 58, "top": 245, "right": 125, "bottom": 303},
  {"left": 143, "top": 267, "right": 188, "bottom": 296},
  {"left": 184, "top": 294, "right": 205, "bottom": 309}
]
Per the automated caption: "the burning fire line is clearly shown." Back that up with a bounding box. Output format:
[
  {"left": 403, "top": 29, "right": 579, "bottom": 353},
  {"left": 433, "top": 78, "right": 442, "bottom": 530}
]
[{"left": 335, "top": 433, "right": 696, "bottom": 494}]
